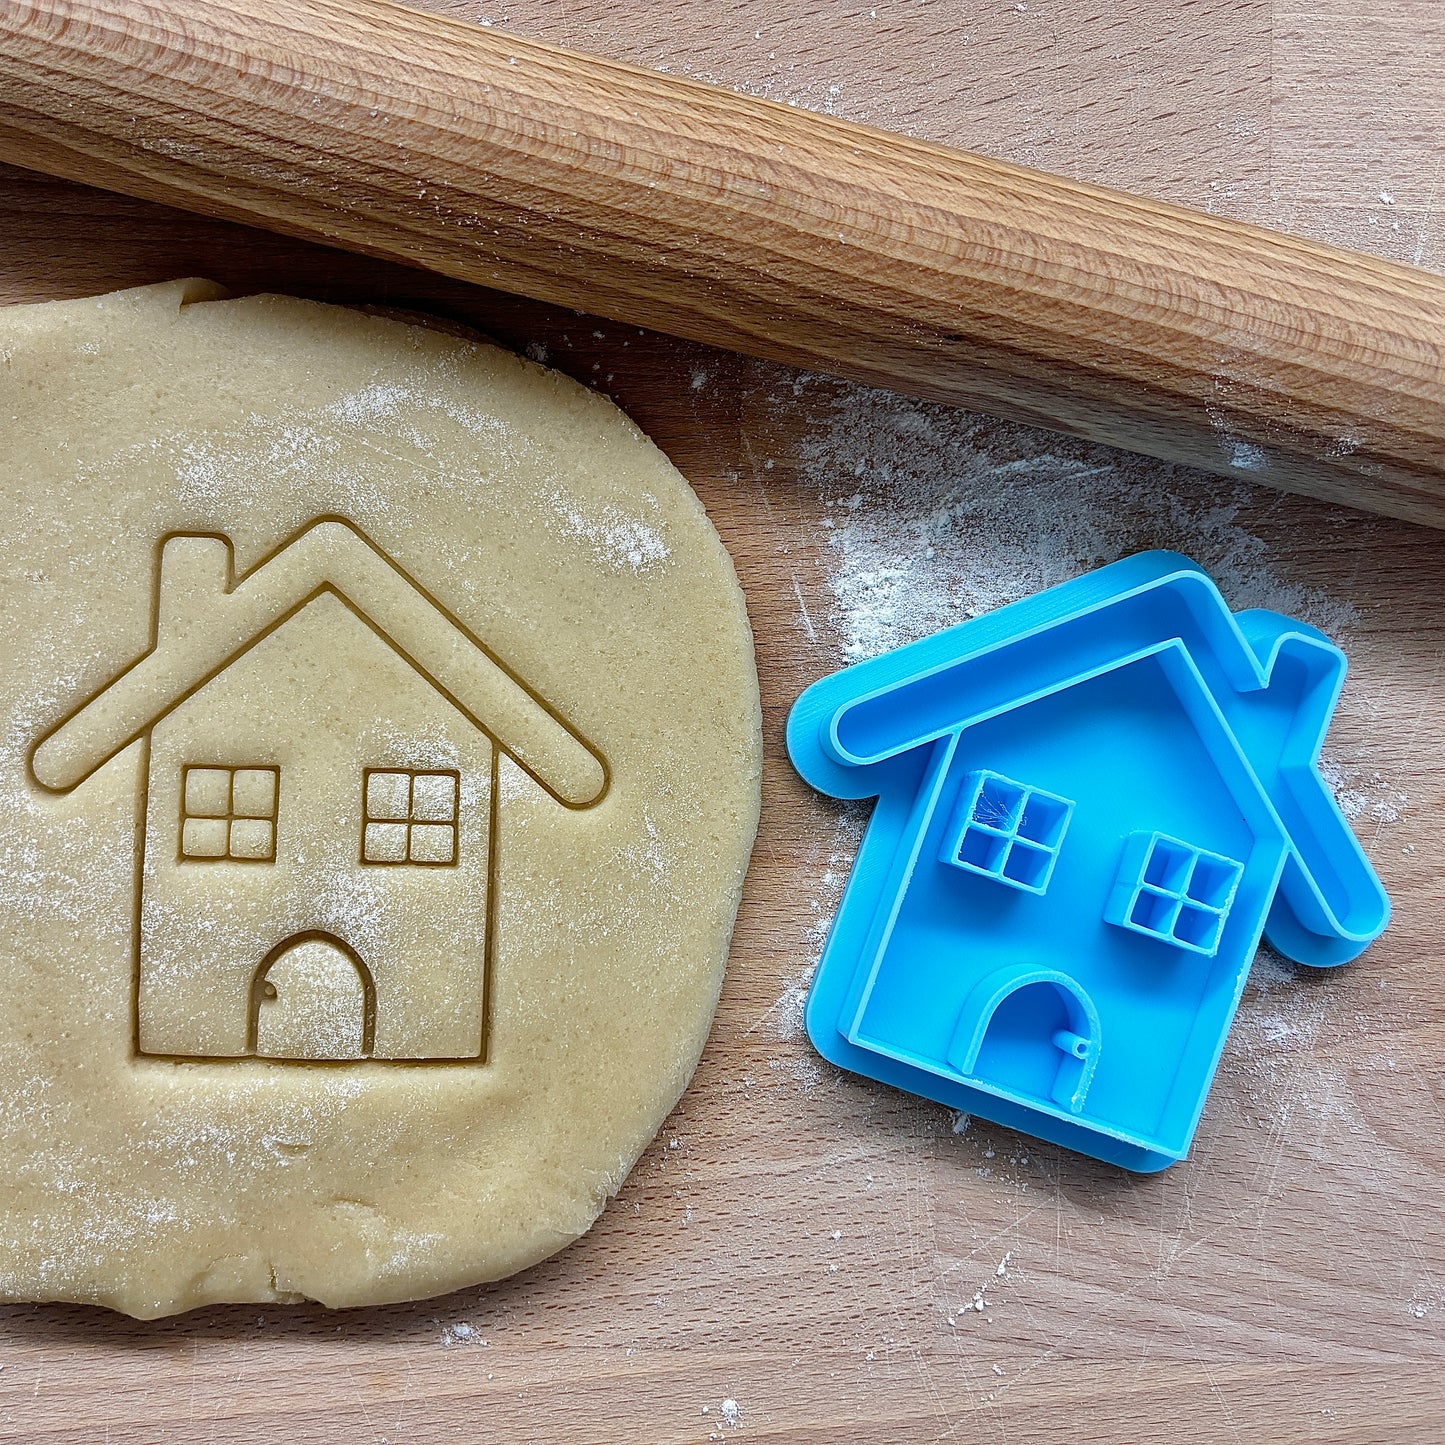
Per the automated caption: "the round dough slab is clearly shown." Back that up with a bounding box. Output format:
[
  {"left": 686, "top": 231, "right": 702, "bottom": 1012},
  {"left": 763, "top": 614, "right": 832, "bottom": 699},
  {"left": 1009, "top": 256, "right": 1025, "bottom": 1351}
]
[{"left": 0, "top": 280, "right": 761, "bottom": 1318}]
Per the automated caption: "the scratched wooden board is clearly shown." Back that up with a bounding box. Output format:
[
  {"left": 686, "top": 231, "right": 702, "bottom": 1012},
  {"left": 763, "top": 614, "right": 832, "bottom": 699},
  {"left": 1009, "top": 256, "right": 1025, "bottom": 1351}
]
[{"left": 0, "top": 2, "right": 1442, "bottom": 1441}]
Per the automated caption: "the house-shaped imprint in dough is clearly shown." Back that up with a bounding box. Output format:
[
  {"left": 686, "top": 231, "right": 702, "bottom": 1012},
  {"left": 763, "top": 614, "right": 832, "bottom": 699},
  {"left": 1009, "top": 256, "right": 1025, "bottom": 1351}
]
[{"left": 30, "top": 518, "right": 608, "bottom": 1063}]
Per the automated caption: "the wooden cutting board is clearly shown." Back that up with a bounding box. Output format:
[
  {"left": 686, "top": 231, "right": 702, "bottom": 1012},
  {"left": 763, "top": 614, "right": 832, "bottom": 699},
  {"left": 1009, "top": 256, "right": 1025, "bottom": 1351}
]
[{"left": 0, "top": 3, "right": 1442, "bottom": 1441}]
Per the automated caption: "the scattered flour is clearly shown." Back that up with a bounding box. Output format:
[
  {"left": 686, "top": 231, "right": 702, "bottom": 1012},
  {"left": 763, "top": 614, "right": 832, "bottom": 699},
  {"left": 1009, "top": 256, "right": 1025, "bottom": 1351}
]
[
  {"left": 1225, "top": 439, "right": 1267, "bottom": 472},
  {"left": 801, "top": 804, "right": 868, "bottom": 971},
  {"left": 769, "top": 1054, "right": 822, "bottom": 1090},
  {"left": 168, "top": 366, "right": 672, "bottom": 578},
  {"left": 945, "top": 1253, "right": 1016, "bottom": 1326},
  {"left": 1318, "top": 758, "right": 1409, "bottom": 825},
  {"left": 796, "top": 381, "right": 1361, "bottom": 662},
  {"left": 538, "top": 485, "right": 670, "bottom": 575},
  {"left": 439, "top": 1320, "right": 487, "bottom": 1348},
  {"left": 1224, "top": 945, "right": 1365, "bottom": 1129},
  {"left": 758, "top": 802, "right": 865, "bottom": 1080},
  {"left": 746, "top": 976, "right": 809, "bottom": 1044}
]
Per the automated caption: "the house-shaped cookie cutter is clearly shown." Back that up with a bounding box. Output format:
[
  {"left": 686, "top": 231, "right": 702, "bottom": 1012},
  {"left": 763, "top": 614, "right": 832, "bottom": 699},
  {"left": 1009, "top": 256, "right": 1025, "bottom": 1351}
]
[{"left": 788, "top": 551, "right": 1389, "bottom": 1171}]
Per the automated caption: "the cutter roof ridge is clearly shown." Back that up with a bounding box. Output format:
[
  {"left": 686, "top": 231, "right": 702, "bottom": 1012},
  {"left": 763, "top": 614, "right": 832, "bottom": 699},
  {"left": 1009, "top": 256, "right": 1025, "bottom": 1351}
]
[{"left": 815, "top": 552, "right": 1346, "bottom": 767}]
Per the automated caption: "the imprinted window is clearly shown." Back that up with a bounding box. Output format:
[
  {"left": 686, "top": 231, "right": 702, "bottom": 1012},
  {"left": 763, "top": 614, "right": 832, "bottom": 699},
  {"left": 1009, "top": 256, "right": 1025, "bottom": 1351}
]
[
  {"left": 363, "top": 769, "right": 459, "bottom": 865},
  {"left": 180, "top": 765, "right": 279, "bottom": 862}
]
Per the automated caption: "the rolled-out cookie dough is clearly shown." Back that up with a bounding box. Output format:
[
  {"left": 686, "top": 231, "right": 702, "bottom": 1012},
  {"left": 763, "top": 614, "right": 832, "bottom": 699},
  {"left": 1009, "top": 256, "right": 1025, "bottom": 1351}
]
[{"left": 0, "top": 279, "right": 761, "bottom": 1318}]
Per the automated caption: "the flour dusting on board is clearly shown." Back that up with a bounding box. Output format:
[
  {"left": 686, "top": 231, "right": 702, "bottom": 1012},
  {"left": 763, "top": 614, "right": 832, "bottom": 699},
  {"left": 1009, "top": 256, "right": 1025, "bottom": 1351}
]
[
  {"left": 796, "top": 382, "right": 1360, "bottom": 661},
  {"left": 754, "top": 801, "right": 864, "bottom": 1069},
  {"left": 1318, "top": 759, "right": 1409, "bottom": 825},
  {"left": 439, "top": 1320, "right": 488, "bottom": 1348}
]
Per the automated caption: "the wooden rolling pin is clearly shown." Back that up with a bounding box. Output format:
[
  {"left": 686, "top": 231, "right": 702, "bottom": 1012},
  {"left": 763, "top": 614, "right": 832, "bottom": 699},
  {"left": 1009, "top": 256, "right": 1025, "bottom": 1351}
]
[{"left": 1, "top": 0, "right": 1443, "bottom": 526}]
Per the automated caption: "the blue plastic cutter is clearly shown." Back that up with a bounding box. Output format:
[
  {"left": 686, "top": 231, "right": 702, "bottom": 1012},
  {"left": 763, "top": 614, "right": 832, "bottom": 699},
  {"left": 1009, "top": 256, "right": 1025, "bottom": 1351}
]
[{"left": 788, "top": 551, "right": 1389, "bottom": 1171}]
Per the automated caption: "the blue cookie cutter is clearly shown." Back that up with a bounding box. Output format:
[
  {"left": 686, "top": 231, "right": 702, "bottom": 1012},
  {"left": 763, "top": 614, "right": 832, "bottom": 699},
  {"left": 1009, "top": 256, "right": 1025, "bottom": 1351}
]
[{"left": 788, "top": 551, "right": 1389, "bottom": 1171}]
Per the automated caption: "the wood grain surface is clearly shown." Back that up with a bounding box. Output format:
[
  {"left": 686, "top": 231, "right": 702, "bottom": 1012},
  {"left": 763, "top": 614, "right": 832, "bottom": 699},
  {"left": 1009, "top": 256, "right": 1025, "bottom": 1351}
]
[
  {"left": 0, "top": 2, "right": 1443, "bottom": 1442},
  {"left": 3, "top": 0, "right": 1445, "bottom": 525}
]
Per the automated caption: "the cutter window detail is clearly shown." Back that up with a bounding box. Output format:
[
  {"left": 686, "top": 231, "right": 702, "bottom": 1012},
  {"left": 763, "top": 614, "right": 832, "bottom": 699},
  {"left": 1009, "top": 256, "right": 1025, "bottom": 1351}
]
[
  {"left": 180, "top": 765, "right": 279, "bottom": 862},
  {"left": 1106, "top": 833, "right": 1243, "bottom": 956},
  {"left": 362, "top": 768, "right": 460, "bottom": 866},
  {"left": 939, "top": 769, "right": 1073, "bottom": 895}
]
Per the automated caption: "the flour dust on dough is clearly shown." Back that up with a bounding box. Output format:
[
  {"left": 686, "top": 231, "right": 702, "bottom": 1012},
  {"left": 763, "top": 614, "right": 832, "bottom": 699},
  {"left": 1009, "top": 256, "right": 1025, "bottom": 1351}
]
[{"left": 0, "top": 279, "right": 761, "bottom": 1318}]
